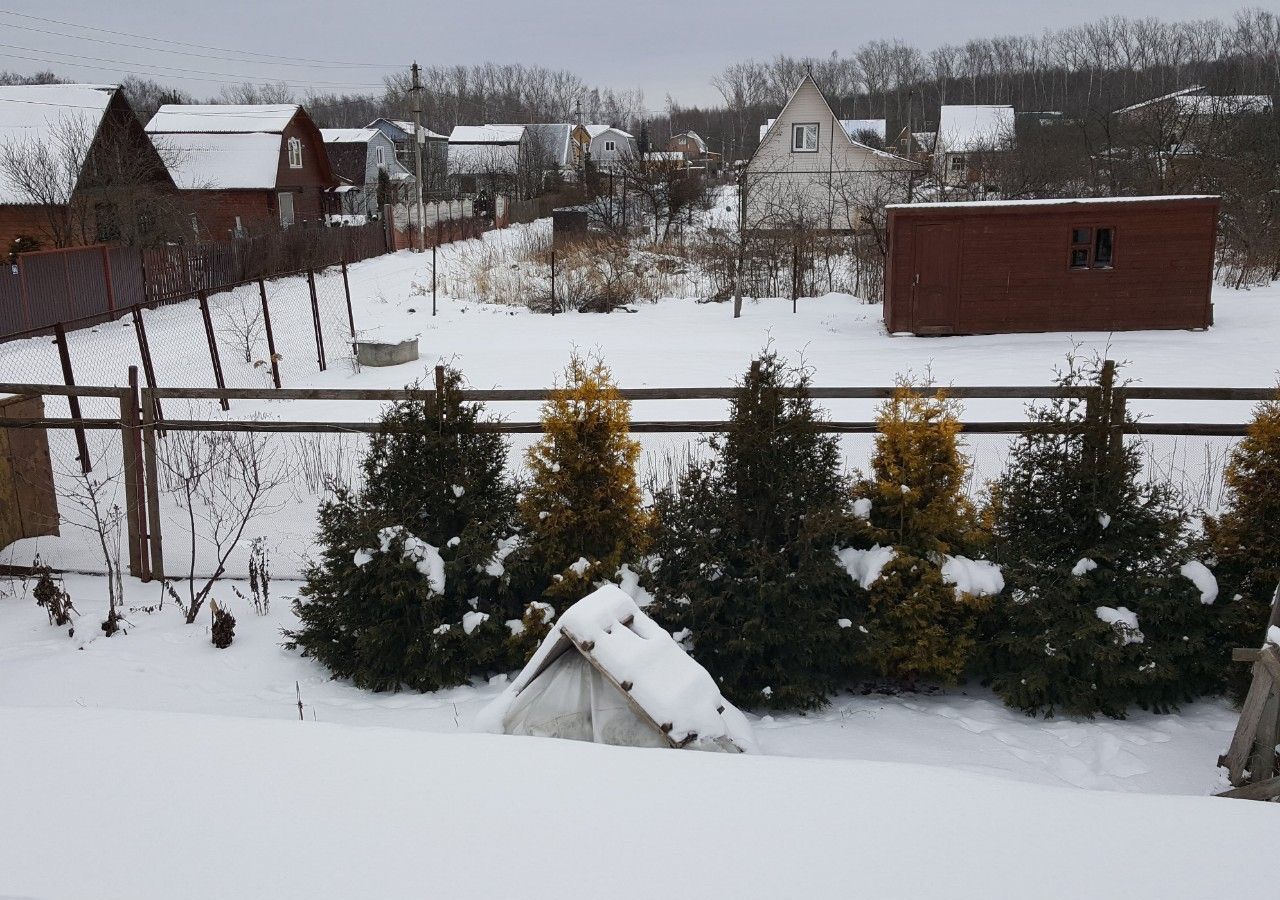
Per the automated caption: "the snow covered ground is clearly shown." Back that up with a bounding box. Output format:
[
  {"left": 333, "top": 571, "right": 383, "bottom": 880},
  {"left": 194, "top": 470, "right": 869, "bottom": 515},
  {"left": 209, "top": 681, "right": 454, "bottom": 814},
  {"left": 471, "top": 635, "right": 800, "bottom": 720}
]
[
  {"left": 3, "top": 226, "right": 1277, "bottom": 578},
  {"left": 0, "top": 572, "right": 1271, "bottom": 899}
]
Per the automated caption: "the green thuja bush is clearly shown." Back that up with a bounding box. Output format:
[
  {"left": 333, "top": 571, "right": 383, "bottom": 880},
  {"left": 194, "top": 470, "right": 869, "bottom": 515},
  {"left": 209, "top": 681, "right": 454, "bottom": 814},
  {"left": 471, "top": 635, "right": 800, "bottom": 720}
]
[
  {"left": 1204, "top": 390, "right": 1280, "bottom": 698},
  {"left": 286, "top": 368, "right": 521, "bottom": 691},
  {"left": 644, "top": 352, "right": 864, "bottom": 710},
  {"left": 983, "top": 357, "right": 1220, "bottom": 718},
  {"left": 853, "top": 383, "right": 991, "bottom": 685}
]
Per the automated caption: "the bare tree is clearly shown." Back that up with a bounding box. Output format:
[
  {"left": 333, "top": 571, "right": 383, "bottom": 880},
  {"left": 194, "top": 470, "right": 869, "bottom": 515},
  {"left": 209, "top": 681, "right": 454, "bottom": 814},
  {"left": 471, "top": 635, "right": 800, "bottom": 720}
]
[
  {"left": 159, "top": 427, "right": 287, "bottom": 624},
  {"left": 55, "top": 447, "right": 125, "bottom": 636}
]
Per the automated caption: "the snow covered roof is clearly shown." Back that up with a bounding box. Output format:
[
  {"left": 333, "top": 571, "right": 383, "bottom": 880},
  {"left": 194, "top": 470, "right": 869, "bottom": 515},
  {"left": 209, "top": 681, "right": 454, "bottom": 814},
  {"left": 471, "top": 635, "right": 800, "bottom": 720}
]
[
  {"left": 936, "top": 105, "right": 1015, "bottom": 152},
  {"left": 449, "top": 124, "right": 525, "bottom": 144},
  {"left": 0, "top": 84, "right": 118, "bottom": 205},
  {"left": 146, "top": 104, "right": 299, "bottom": 134},
  {"left": 150, "top": 132, "right": 282, "bottom": 189},
  {"left": 448, "top": 141, "right": 520, "bottom": 174},
  {"left": 1173, "top": 94, "right": 1273, "bottom": 116},
  {"left": 1114, "top": 86, "right": 1206, "bottom": 115},
  {"left": 320, "top": 128, "right": 379, "bottom": 143},
  {"left": 586, "top": 124, "right": 633, "bottom": 139},
  {"left": 366, "top": 119, "right": 448, "bottom": 142},
  {"left": 525, "top": 123, "right": 573, "bottom": 166},
  {"left": 888, "top": 194, "right": 1219, "bottom": 211}
]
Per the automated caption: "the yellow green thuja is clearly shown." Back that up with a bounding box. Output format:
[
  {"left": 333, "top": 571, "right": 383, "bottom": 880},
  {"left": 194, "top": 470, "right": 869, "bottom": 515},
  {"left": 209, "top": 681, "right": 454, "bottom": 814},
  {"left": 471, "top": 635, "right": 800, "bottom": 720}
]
[
  {"left": 854, "top": 383, "right": 991, "bottom": 684},
  {"left": 1205, "top": 391, "right": 1280, "bottom": 698},
  {"left": 514, "top": 352, "right": 650, "bottom": 603}
]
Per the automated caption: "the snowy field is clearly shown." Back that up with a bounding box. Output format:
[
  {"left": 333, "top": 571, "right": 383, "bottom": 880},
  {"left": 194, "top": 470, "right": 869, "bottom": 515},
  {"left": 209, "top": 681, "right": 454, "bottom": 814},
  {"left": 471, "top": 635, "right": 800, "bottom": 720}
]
[
  {"left": 3, "top": 227, "right": 1279, "bottom": 897},
  {"left": 0, "top": 573, "right": 1271, "bottom": 899}
]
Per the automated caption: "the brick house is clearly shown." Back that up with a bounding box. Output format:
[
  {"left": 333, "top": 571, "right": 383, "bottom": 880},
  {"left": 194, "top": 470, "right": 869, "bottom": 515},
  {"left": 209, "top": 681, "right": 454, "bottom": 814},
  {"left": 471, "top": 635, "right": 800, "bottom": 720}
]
[
  {"left": 0, "top": 83, "right": 178, "bottom": 254},
  {"left": 145, "top": 104, "right": 339, "bottom": 239}
]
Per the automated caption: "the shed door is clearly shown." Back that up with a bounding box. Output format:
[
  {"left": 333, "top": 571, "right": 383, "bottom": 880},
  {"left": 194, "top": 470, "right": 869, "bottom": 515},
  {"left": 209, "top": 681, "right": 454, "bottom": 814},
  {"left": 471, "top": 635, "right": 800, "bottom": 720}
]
[
  {"left": 912, "top": 223, "right": 961, "bottom": 334},
  {"left": 278, "top": 191, "right": 295, "bottom": 227}
]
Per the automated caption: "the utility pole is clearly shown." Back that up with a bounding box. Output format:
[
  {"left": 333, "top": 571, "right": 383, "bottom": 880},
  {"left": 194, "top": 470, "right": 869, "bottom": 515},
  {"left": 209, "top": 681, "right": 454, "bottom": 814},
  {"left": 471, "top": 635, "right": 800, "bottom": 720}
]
[
  {"left": 574, "top": 97, "right": 584, "bottom": 185},
  {"left": 410, "top": 62, "right": 427, "bottom": 252}
]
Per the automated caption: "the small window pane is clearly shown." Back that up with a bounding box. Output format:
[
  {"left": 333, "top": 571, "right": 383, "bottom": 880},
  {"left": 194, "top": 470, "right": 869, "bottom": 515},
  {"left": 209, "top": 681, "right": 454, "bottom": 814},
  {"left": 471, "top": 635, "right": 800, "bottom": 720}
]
[
  {"left": 1070, "top": 248, "right": 1090, "bottom": 268},
  {"left": 1071, "top": 227, "right": 1092, "bottom": 245},
  {"left": 1093, "top": 228, "right": 1114, "bottom": 267},
  {"left": 792, "top": 123, "right": 818, "bottom": 152}
]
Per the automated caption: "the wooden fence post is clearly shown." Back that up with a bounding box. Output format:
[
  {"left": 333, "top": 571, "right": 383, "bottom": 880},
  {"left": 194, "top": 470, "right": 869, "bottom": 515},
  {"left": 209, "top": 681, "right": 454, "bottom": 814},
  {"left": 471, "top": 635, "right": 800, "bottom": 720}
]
[
  {"left": 53, "top": 322, "right": 91, "bottom": 474},
  {"left": 198, "top": 291, "right": 230, "bottom": 411},
  {"left": 258, "top": 280, "right": 282, "bottom": 389},
  {"left": 119, "top": 366, "right": 148, "bottom": 579},
  {"left": 307, "top": 269, "right": 327, "bottom": 372},
  {"left": 141, "top": 386, "right": 164, "bottom": 581},
  {"left": 434, "top": 364, "right": 445, "bottom": 432}
]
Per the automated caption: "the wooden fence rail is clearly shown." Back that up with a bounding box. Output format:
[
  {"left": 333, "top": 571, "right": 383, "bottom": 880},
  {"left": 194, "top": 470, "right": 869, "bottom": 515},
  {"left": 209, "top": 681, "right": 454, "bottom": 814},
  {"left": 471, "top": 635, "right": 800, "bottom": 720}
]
[{"left": 0, "top": 373, "right": 1269, "bottom": 584}]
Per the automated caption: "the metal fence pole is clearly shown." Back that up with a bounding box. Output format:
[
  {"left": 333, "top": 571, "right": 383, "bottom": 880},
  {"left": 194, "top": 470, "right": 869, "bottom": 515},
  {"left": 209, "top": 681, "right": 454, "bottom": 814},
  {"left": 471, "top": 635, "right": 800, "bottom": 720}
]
[
  {"left": 340, "top": 261, "right": 358, "bottom": 361},
  {"left": 130, "top": 305, "right": 163, "bottom": 422},
  {"left": 258, "top": 280, "right": 282, "bottom": 389},
  {"left": 198, "top": 291, "right": 230, "bottom": 411},
  {"left": 431, "top": 243, "right": 437, "bottom": 317},
  {"left": 53, "top": 322, "right": 91, "bottom": 473},
  {"left": 307, "top": 269, "right": 327, "bottom": 372},
  {"left": 550, "top": 248, "right": 556, "bottom": 315}
]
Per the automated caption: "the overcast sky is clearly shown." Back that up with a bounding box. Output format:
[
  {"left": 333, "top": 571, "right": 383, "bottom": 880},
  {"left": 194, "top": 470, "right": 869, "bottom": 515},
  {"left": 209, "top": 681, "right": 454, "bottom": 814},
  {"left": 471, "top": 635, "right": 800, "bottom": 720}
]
[{"left": 1, "top": 0, "right": 1243, "bottom": 110}]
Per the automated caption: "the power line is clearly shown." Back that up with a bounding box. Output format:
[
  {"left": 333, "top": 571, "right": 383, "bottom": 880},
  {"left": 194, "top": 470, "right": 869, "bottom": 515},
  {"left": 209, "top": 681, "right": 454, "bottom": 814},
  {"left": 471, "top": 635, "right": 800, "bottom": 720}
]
[
  {"left": 0, "top": 20, "right": 410, "bottom": 70},
  {"left": 0, "top": 8, "right": 402, "bottom": 69},
  {"left": 0, "top": 47, "right": 389, "bottom": 91}
]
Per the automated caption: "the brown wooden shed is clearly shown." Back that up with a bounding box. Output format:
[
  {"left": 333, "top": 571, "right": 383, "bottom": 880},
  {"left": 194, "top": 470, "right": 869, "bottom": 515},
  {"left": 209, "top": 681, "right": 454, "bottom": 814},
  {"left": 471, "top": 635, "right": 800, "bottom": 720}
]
[{"left": 883, "top": 195, "right": 1219, "bottom": 335}]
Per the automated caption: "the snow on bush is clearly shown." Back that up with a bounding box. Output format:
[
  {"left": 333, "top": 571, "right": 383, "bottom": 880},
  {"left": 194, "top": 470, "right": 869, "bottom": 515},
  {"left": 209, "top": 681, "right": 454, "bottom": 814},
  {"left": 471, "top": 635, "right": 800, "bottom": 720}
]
[
  {"left": 1096, "top": 606, "right": 1145, "bottom": 645},
  {"left": 835, "top": 545, "right": 896, "bottom": 589},
  {"left": 1072, "top": 558, "right": 1098, "bottom": 577},
  {"left": 355, "top": 527, "right": 446, "bottom": 593},
  {"left": 940, "top": 555, "right": 1004, "bottom": 599},
  {"left": 1178, "top": 561, "right": 1218, "bottom": 605}
]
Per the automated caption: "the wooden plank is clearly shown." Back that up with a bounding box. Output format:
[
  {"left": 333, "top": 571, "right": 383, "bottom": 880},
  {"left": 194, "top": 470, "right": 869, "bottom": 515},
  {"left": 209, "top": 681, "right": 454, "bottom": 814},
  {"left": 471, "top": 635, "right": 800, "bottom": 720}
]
[
  {"left": 1259, "top": 645, "right": 1280, "bottom": 686},
  {"left": 1222, "top": 665, "right": 1276, "bottom": 786},
  {"left": 0, "top": 383, "right": 127, "bottom": 399},
  {"left": 1233, "top": 648, "right": 1261, "bottom": 663},
  {"left": 1216, "top": 775, "right": 1280, "bottom": 801},
  {"left": 1249, "top": 691, "right": 1279, "bottom": 784},
  {"left": 119, "top": 372, "right": 142, "bottom": 578}
]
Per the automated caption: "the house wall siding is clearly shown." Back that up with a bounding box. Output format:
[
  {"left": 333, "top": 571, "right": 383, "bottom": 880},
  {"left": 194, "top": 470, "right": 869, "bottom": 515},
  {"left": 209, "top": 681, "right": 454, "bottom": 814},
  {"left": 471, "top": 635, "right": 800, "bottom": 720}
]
[
  {"left": 883, "top": 199, "right": 1218, "bottom": 334},
  {"left": 745, "top": 80, "right": 910, "bottom": 229}
]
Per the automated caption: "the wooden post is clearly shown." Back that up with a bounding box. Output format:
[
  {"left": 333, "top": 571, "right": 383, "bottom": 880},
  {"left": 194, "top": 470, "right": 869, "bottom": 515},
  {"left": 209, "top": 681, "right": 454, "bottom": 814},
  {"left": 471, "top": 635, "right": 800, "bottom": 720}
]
[
  {"left": 119, "top": 368, "right": 144, "bottom": 578},
  {"left": 198, "top": 292, "right": 230, "bottom": 411},
  {"left": 431, "top": 243, "right": 437, "bottom": 317},
  {"left": 53, "top": 322, "right": 91, "bottom": 474},
  {"left": 258, "top": 280, "right": 282, "bottom": 389},
  {"left": 434, "top": 363, "right": 445, "bottom": 432},
  {"left": 141, "top": 387, "right": 164, "bottom": 581},
  {"left": 307, "top": 269, "right": 327, "bottom": 372}
]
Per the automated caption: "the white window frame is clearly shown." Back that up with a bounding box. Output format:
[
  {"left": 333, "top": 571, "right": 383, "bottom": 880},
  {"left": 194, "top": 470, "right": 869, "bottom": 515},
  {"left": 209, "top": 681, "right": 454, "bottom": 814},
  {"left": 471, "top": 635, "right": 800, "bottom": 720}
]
[
  {"left": 376, "top": 146, "right": 386, "bottom": 168},
  {"left": 287, "top": 136, "right": 303, "bottom": 169},
  {"left": 604, "top": 139, "right": 616, "bottom": 152},
  {"left": 949, "top": 153, "right": 967, "bottom": 173},
  {"left": 278, "top": 191, "right": 295, "bottom": 227},
  {"left": 792, "top": 122, "right": 819, "bottom": 153}
]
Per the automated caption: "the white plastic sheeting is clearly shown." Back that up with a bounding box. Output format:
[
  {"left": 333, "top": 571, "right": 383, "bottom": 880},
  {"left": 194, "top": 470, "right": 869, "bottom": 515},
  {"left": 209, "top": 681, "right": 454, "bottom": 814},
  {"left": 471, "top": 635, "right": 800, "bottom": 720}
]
[{"left": 477, "top": 585, "right": 757, "bottom": 753}]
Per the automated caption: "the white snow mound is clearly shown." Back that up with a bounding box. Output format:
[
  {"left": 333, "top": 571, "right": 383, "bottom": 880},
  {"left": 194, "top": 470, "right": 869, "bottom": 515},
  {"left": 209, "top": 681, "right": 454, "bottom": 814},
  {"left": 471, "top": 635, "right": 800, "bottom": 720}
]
[
  {"left": 942, "top": 555, "right": 1004, "bottom": 598},
  {"left": 1096, "top": 606, "right": 1144, "bottom": 645},
  {"left": 836, "top": 544, "right": 896, "bottom": 589},
  {"left": 1179, "top": 561, "right": 1218, "bottom": 605},
  {"left": 476, "top": 585, "right": 757, "bottom": 753}
]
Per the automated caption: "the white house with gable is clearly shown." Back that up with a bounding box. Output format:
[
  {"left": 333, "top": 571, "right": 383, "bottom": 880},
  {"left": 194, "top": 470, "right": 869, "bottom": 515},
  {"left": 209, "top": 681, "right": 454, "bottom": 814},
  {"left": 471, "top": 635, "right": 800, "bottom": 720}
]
[{"left": 742, "top": 73, "right": 917, "bottom": 231}]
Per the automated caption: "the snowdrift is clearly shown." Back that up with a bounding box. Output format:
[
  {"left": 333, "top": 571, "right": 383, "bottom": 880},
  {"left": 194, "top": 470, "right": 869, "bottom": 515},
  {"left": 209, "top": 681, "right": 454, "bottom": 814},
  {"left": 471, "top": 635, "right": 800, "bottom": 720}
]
[{"left": 477, "top": 584, "right": 757, "bottom": 753}]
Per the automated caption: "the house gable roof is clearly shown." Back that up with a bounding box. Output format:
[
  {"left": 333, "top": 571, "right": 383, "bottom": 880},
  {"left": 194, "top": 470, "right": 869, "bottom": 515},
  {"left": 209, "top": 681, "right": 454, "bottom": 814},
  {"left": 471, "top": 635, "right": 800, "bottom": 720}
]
[
  {"left": 0, "top": 84, "right": 119, "bottom": 204},
  {"left": 146, "top": 104, "right": 300, "bottom": 134},
  {"left": 747, "top": 73, "right": 912, "bottom": 169},
  {"left": 936, "top": 105, "right": 1016, "bottom": 153},
  {"left": 449, "top": 124, "right": 525, "bottom": 144},
  {"left": 320, "top": 128, "right": 380, "bottom": 144}
]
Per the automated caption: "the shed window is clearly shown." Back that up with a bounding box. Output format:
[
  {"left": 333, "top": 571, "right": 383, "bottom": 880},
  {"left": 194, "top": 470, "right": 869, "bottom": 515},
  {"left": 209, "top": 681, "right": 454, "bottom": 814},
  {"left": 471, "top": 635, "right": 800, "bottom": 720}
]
[
  {"left": 1069, "top": 226, "right": 1115, "bottom": 270},
  {"left": 376, "top": 146, "right": 386, "bottom": 168},
  {"left": 288, "top": 137, "right": 303, "bottom": 169},
  {"left": 792, "top": 122, "right": 818, "bottom": 152}
]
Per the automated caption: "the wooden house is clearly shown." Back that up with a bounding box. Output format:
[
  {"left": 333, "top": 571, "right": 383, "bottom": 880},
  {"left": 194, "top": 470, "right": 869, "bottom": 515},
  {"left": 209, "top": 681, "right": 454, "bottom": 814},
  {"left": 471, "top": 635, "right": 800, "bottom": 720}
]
[
  {"left": 742, "top": 73, "right": 917, "bottom": 232},
  {"left": 321, "top": 128, "right": 416, "bottom": 216},
  {"left": 0, "top": 83, "right": 177, "bottom": 253},
  {"left": 883, "top": 196, "right": 1219, "bottom": 335},
  {"left": 145, "top": 104, "right": 338, "bottom": 238},
  {"left": 447, "top": 125, "right": 524, "bottom": 197},
  {"left": 366, "top": 118, "right": 448, "bottom": 194},
  {"left": 667, "top": 131, "right": 721, "bottom": 173}
]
